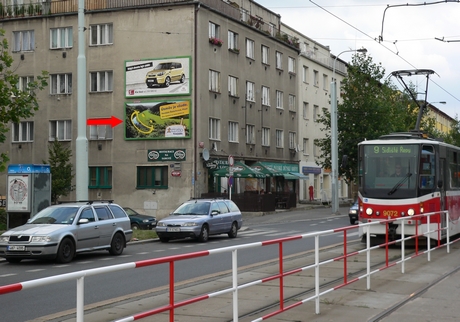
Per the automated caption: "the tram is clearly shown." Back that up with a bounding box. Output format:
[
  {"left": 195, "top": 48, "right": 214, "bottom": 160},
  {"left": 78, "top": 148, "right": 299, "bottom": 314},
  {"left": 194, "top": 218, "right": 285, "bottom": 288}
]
[{"left": 357, "top": 131, "right": 460, "bottom": 242}]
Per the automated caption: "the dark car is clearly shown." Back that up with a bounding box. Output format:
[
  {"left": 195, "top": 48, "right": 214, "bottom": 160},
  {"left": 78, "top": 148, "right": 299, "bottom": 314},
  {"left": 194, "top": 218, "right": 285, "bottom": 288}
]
[
  {"left": 348, "top": 200, "right": 359, "bottom": 225},
  {"left": 123, "top": 207, "right": 157, "bottom": 230},
  {"left": 155, "top": 199, "right": 243, "bottom": 242}
]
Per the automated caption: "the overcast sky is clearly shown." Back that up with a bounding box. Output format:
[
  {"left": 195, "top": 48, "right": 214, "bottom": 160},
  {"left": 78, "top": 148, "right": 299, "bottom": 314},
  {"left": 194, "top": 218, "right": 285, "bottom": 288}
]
[{"left": 258, "top": 0, "right": 460, "bottom": 119}]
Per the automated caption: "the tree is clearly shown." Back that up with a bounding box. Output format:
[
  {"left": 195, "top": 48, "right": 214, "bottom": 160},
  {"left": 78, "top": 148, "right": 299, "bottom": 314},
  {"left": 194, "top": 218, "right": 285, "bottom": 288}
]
[
  {"left": 44, "top": 139, "right": 75, "bottom": 204},
  {"left": 0, "top": 29, "right": 48, "bottom": 172}
]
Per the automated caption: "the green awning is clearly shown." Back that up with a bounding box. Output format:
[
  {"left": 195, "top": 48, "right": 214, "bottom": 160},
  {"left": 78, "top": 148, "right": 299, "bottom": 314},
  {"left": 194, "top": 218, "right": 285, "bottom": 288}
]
[{"left": 289, "top": 172, "right": 309, "bottom": 180}]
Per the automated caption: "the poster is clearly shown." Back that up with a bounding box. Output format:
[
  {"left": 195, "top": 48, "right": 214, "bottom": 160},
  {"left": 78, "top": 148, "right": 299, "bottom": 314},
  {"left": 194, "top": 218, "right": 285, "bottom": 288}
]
[
  {"left": 125, "top": 56, "right": 191, "bottom": 98},
  {"left": 7, "top": 175, "right": 30, "bottom": 212}
]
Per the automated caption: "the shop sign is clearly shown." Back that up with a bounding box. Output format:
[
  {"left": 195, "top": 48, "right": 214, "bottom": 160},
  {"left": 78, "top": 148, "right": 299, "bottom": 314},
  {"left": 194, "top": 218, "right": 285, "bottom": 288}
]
[
  {"left": 171, "top": 170, "right": 181, "bottom": 177},
  {"left": 204, "top": 159, "right": 229, "bottom": 170},
  {"left": 148, "top": 149, "right": 186, "bottom": 162}
]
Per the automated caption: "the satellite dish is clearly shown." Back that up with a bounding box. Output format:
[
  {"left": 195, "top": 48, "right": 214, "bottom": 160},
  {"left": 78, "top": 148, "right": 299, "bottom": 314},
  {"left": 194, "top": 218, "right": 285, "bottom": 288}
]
[{"left": 202, "top": 148, "right": 210, "bottom": 161}]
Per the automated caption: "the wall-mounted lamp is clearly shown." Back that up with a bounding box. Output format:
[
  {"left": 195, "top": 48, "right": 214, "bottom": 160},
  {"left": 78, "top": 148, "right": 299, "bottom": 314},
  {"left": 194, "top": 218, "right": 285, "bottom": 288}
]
[
  {"left": 62, "top": 52, "right": 67, "bottom": 58},
  {"left": 20, "top": 54, "right": 24, "bottom": 60},
  {"left": 214, "top": 94, "right": 217, "bottom": 99},
  {"left": 152, "top": 189, "right": 156, "bottom": 194},
  {"left": 18, "top": 144, "right": 22, "bottom": 149},
  {"left": 97, "top": 143, "right": 102, "bottom": 151}
]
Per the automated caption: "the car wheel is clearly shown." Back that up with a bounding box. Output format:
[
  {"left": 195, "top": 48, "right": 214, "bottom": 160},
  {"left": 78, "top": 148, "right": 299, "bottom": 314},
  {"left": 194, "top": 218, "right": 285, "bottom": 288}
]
[
  {"left": 164, "top": 77, "right": 171, "bottom": 87},
  {"left": 131, "top": 223, "right": 140, "bottom": 230},
  {"left": 197, "top": 225, "right": 209, "bottom": 242},
  {"left": 350, "top": 218, "right": 357, "bottom": 225},
  {"left": 180, "top": 74, "right": 185, "bottom": 83},
  {"left": 56, "top": 238, "right": 75, "bottom": 263},
  {"left": 6, "top": 258, "right": 22, "bottom": 263},
  {"left": 109, "top": 232, "right": 125, "bottom": 255},
  {"left": 228, "top": 222, "right": 238, "bottom": 238},
  {"left": 159, "top": 237, "right": 170, "bottom": 243},
  {"left": 146, "top": 83, "right": 153, "bottom": 88}
]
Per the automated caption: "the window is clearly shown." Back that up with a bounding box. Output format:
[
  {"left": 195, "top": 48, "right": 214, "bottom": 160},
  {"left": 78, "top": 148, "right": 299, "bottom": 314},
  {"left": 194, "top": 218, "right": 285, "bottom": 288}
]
[
  {"left": 241, "top": 8, "right": 248, "bottom": 22},
  {"left": 49, "top": 120, "right": 72, "bottom": 141},
  {"left": 261, "top": 45, "right": 269, "bottom": 64},
  {"left": 209, "top": 22, "right": 220, "bottom": 38},
  {"left": 323, "top": 74, "right": 328, "bottom": 90},
  {"left": 228, "top": 75, "right": 238, "bottom": 97},
  {"left": 246, "top": 38, "right": 255, "bottom": 59},
  {"left": 12, "top": 122, "right": 34, "bottom": 142},
  {"left": 137, "top": 166, "right": 168, "bottom": 189},
  {"left": 275, "top": 51, "right": 282, "bottom": 69},
  {"left": 261, "top": 86, "right": 270, "bottom": 106},
  {"left": 209, "top": 118, "right": 220, "bottom": 140},
  {"left": 268, "top": 23, "right": 276, "bottom": 36},
  {"left": 302, "top": 65, "right": 308, "bottom": 83},
  {"left": 303, "top": 138, "right": 309, "bottom": 155},
  {"left": 18, "top": 76, "right": 34, "bottom": 92},
  {"left": 89, "top": 166, "right": 112, "bottom": 189},
  {"left": 276, "top": 90, "right": 283, "bottom": 109},
  {"left": 50, "top": 73, "right": 72, "bottom": 94},
  {"left": 276, "top": 130, "right": 284, "bottom": 148},
  {"left": 289, "top": 94, "right": 296, "bottom": 112},
  {"left": 50, "top": 27, "right": 73, "bottom": 49},
  {"left": 262, "top": 127, "right": 270, "bottom": 146},
  {"left": 289, "top": 132, "right": 296, "bottom": 149},
  {"left": 90, "top": 71, "right": 113, "bottom": 92},
  {"left": 313, "top": 105, "right": 319, "bottom": 121},
  {"left": 246, "top": 124, "right": 255, "bottom": 144},
  {"left": 288, "top": 57, "right": 296, "bottom": 73},
  {"left": 228, "top": 121, "right": 239, "bottom": 143},
  {"left": 246, "top": 81, "right": 255, "bottom": 102},
  {"left": 313, "top": 70, "right": 319, "bottom": 86},
  {"left": 303, "top": 102, "right": 309, "bottom": 120},
  {"left": 228, "top": 30, "right": 238, "bottom": 51},
  {"left": 209, "top": 70, "right": 220, "bottom": 92},
  {"left": 90, "top": 24, "right": 113, "bottom": 45},
  {"left": 13, "top": 31, "right": 34, "bottom": 52},
  {"left": 89, "top": 125, "right": 113, "bottom": 140},
  {"left": 313, "top": 143, "right": 319, "bottom": 157}
]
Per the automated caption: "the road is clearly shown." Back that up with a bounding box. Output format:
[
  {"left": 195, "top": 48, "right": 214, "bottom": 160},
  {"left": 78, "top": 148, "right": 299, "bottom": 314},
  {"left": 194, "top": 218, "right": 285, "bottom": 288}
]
[{"left": 0, "top": 206, "right": 352, "bottom": 322}]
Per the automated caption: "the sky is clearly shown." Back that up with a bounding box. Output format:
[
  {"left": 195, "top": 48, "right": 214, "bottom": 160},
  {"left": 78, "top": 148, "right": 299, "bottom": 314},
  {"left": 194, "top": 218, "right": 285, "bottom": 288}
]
[{"left": 258, "top": 0, "right": 460, "bottom": 119}]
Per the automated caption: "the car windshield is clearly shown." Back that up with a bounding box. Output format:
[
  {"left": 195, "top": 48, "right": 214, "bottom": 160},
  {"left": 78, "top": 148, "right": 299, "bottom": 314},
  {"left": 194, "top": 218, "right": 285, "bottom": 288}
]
[
  {"left": 29, "top": 206, "right": 78, "bottom": 225},
  {"left": 154, "top": 63, "right": 172, "bottom": 70},
  {"left": 172, "top": 202, "right": 210, "bottom": 216}
]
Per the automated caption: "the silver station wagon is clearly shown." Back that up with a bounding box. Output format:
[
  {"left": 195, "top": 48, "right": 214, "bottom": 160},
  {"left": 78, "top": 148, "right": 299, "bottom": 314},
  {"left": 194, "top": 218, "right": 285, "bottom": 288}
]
[
  {"left": 0, "top": 201, "right": 132, "bottom": 263},
  {"left": 155, "top": 198, "right": 243, "bottom": 242}
]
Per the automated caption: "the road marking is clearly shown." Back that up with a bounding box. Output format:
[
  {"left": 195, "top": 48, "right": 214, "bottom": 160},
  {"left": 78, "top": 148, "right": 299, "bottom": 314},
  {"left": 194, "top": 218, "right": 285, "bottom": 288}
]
[
  {"left": 136, "top": 252, "right": 150, "bottom": 255},
  {"left": 0, "top": 273, "right": 16, "bottom": 278},
  {"left": 26, "top": 269, "right": 46, "bottom": 272}
]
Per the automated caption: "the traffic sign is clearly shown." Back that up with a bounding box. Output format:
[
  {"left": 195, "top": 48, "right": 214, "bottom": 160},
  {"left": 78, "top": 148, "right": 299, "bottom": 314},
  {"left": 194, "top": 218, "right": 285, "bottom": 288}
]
[{"left": 228, "top": 155, "right": 234, "bottom": 166}]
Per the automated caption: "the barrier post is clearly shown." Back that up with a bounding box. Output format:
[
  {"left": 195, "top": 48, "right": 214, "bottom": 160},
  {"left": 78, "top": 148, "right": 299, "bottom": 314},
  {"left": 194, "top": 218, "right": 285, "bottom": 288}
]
[
  {"left": 401, "top": 220, "right": 405, "bottom": 274},
  {"left": 76, "top": 276, "right": 84, "bottom": 322},
  {"left": 232, "top": 249, "right": 239, "bottom": 322},
  {"left": 315, "top": 235, "right": 320, "bottom": 314}
]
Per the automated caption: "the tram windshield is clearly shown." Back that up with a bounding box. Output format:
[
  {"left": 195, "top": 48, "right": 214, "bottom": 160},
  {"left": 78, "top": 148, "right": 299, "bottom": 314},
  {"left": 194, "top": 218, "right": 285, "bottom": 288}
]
[{"left": 359, "top": 144, "right": 419, "bottom": 198}]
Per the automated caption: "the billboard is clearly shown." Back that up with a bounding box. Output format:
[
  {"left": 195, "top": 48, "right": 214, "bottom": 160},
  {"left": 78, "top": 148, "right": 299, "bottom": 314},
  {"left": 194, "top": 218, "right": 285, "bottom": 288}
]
[{"left": 125, "top": 56, "right": 191, "bottom": 98}]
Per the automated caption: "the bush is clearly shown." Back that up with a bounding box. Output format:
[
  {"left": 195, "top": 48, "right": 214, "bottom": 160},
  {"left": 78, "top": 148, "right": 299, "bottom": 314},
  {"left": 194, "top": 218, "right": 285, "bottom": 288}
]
[{"left": 0, "top": 208, "right": 6, "bottom": 231}]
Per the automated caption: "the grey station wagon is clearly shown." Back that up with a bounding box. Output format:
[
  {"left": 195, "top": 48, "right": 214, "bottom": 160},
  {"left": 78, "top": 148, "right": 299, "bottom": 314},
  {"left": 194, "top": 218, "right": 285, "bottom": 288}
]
[{"left": 0, "top": 201, "right": 132, "bottom": 263}]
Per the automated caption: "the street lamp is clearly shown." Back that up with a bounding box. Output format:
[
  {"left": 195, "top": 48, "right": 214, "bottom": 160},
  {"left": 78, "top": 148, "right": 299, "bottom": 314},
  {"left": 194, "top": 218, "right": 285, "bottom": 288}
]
[{"left": 330, "top": 48, "right": 367, "bottom": 215}]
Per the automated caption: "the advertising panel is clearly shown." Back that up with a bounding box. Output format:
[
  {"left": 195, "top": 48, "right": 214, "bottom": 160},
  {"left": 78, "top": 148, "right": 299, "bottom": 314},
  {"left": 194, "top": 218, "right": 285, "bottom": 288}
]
[{"left": 7, "top": 175, "right": 30, "bottom": 212}]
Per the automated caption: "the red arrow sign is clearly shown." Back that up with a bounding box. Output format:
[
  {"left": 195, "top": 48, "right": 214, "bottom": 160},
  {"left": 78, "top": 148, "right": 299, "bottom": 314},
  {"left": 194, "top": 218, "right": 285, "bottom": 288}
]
[{"left": 87, "top": 116, "right": 123, "bottom": 128}]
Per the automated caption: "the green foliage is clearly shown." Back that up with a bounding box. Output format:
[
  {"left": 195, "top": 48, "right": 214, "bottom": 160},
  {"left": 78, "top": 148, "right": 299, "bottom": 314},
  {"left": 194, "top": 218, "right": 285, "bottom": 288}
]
[
  {"left": 0, "top": 29, "right": 48, "bottom": 172},
  {"left": 0, "top": 208, "right": 6, "bottom": 231},
  {"left": 44, "top": 140, "right": 75, "bottom": 204}
]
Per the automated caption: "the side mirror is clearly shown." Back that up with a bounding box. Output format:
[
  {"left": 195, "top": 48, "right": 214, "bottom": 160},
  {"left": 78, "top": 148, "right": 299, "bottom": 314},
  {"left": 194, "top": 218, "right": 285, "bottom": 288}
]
[{"left": 78, "top": 218, "right": 89, "bottom": 225}]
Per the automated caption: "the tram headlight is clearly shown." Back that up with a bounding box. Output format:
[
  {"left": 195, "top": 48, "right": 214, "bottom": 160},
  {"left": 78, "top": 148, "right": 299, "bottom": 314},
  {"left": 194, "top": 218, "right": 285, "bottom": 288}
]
[
  {"left": 408, "top": 208, "right": 415, "bottom": 216},
  {"left": 366, "top": 208, "right": 373, "bottom": 215}
]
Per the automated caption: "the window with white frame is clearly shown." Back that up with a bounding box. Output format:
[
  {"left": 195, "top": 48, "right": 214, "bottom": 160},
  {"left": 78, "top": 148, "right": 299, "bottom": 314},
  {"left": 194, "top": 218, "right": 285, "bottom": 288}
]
[
  {"left": 262, "top": 127, "right": 270, "bottom": 146},
  {"left": 228, "top": 30, "right": 238, "bottom": 51},
  {"left": 18, "top": 76, "right": 34, "bottom": 92},
  {"left": 209, "top": 70, "right": 220, "bottom": 92},
  {"left": 276, "top": 90, "right": 283, "bottom": 109},
  {"left": 313, "top": 105, "right": 319, "bottom": 121},
  {"left": 313, "top": 142, "right": 319, "bottom": 157},
  {"left": 303, "top": 102, "right": 309, "bottom": 120},
  {"left": 246, "top": 124, "right": 255, "bottom": 144},
  {"left": 241, "top": 8, "right": 248, "bottom": 22},
  {"left": 90, "top": 71, "right": 113, "bottom": 92},
  {"left": 246, "top": 38, "right": 255, "bottom": 59},
  {"left": 89, "top": 125, "right": 113, "bottom": 140},
  {"left": 246, "top": 81, "right": 255, "bottom": 102},
  {"left": 303, "top": 138, "right": 309, "bottom": 155},
  {"left": 50, "top": 73, "right": 72, "bottom": 94},
  {"left": 276, "top": 129, "right": 283, "bottom": 148},
  {"left": 289, "top": 94, "right": 296, "bottom": 112},
  {"left": 228, "top": 121, "right": 239, "bottom": 143},
  {"left": 268, "top": 23, "right": 276, "bottom": 36},
  {"left": 50, "top": 27, "right": 73, "bottom": 49},
  {"left": 12, "top": 121, "right": 34, "bottom": 142},
  {"left": 323, "top": 74, "right": 328, "bottom": 90},
  {"left": 302, "top": 65, "right": 308, "bottom": 83},
  {"left": 261, "top": 45, "right": 269, "bottom": 64},
  {"left": 209, "top": 118, "right": 220, "bottom": 140},
  {"left": 275, "top": 51, "right": 282, "bottom": 69},
  {"left": 288, "top": 57, "right": 295, "bottom": 73},
  {"left": 90, "top": 24, "right": 113, "bottom": 45},
  {"left": 228, "top": 75, "right": 238, "bottom": 97},
  {"left": 49, "top": 120, "right": 72, "bottom": 141},
  {"left": 313, "top": 70, "right": 319, "bottom": 86},
  {"left": 261, "top": 86, "right": 270, "bottom": 106},
  {"left": 13, "top": 30, "right": 34, "bottom": 52},
  {"left": 209, "top": 22, "right": 220, "bottom": 38},
  {"left": 289, "top": 132, "right": 296, "bottom": 149}
]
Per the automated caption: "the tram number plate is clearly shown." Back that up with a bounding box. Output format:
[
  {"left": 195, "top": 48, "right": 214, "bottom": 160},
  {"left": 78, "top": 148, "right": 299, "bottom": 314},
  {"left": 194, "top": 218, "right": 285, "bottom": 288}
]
[
  {"left": 8, "top": 245, "right": 25, "bottom": 251},
  {"left": 167, "top": 227, "right": 181, "bottom": 232}
]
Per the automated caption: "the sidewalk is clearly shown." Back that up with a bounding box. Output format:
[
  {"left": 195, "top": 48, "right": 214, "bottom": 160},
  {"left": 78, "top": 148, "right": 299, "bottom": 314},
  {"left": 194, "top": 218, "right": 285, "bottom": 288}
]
[{"left": 44, "top": 204, "right": 460, "bottom": 322}]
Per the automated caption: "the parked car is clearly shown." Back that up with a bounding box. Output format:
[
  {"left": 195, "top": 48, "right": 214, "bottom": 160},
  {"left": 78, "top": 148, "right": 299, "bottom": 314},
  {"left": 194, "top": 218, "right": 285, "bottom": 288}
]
[
  {"left": 0, "top": 201, "right": 132, "bottom": 264},
  {"left": 155, "top": 199, "right": 243, "bottom": 243},
  {"left": 349, "top": 200, "right": 359, "bottom": 225},
  {"left": 145, "top": 61, "right": 185, "bottom": 88},
  {"left": 123, "top": 207, "right": 157, "bottom": 230}
]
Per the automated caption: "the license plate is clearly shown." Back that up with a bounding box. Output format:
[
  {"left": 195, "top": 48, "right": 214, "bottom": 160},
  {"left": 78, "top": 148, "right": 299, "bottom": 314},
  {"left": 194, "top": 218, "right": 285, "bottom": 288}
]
[
  {"left": 8, "top": 245, "right": 26, "bottom": 251},
  {"left": 167, "top": 227, "right": 181, "bottom": 232}
]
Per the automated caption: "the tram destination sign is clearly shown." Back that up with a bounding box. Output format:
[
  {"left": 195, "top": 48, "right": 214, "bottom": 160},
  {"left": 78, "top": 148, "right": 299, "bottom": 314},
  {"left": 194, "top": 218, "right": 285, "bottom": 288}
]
[
  {"left": 371, "top": 145, "right": 416, "bottom": 156},
  {"left": 148, "top": 149, "right": 186, "bottom": 162}
]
